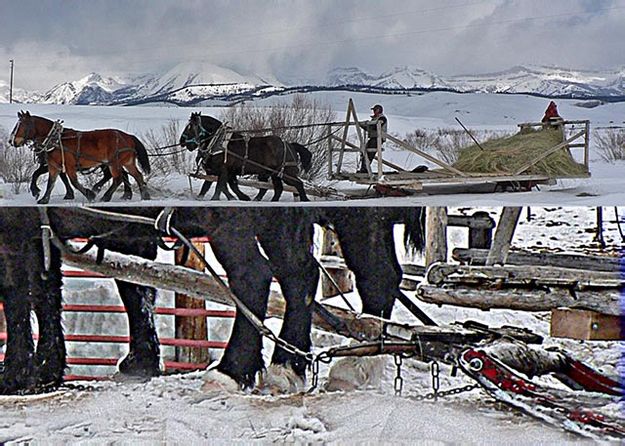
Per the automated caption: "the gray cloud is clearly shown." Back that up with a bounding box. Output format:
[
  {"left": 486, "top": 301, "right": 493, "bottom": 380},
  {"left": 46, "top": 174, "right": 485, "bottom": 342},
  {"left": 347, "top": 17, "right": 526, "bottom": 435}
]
[{"left": 1, "top": 0, "right": 624, "bottom": 90}]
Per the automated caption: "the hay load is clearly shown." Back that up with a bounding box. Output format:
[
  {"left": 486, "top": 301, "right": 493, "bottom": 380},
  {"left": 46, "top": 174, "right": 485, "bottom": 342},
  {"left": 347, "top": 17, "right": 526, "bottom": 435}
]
[{"left": 453, "top": 127, "right": 588, "bottom": 177}]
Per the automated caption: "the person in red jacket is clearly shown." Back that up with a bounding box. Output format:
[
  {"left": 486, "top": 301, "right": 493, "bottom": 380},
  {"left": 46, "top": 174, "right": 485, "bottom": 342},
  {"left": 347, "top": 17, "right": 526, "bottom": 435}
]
[{"left": 541, "top": 101, "right": 562, "bottom": 125}]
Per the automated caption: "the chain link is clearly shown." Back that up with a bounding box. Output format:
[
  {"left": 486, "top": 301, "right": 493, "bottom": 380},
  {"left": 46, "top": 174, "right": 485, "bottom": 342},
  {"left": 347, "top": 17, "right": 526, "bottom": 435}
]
[
  {"left": 431, "top": 360, "right": 440, "bottom": 401},
  {"left": 394, "top": 354, "right": 404, "bottom": 396}
]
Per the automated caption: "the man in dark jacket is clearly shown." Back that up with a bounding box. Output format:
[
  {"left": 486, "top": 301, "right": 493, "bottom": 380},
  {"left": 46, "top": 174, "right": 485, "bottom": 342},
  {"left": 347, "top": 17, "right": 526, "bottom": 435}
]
[{"left": 358, "top": 104, "right": 388, "bottom": 173}]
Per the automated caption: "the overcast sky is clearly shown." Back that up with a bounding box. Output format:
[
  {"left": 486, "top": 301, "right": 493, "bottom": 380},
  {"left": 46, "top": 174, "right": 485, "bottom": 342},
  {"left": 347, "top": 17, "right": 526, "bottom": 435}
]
[{"left": 2, "top": 0, "right": 625, "bottom": 91}]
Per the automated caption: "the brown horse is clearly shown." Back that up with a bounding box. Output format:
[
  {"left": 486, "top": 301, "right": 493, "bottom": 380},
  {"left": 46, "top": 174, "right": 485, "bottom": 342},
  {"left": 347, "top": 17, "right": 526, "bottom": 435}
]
[{"left": 9, "top": 111, "right": 151, "bottom": 204}]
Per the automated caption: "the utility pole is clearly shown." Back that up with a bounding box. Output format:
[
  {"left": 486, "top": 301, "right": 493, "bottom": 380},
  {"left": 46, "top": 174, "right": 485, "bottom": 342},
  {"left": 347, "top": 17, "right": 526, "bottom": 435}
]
[{"left": 9, "top": 59, "right": 14, "bottom": 104}]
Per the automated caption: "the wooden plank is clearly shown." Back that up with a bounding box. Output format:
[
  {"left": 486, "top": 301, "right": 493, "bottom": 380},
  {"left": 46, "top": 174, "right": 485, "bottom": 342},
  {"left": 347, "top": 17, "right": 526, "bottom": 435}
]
[
  {"left": 382, "top": 131, "right": 468, "bottom": 177},
  {"left": 550, "top": 308, "right": 622, "bottom": 341},
  {"left": 453, "top": 248, "right": 622, "bottom": 272},
  {"left": 513, "top": 130, "right": 585, "bottom": 175},
  {"left": 486, "top": 207, "right": 521, "bottom": 266},
  {"left": 426, "top": 263, "right": 623, "bottom": 289},
  {"left": 425, "top": 207, "right": 448, "bottom": 267},
  {"left": 417, "top": 284, "right": 621, "bottom": 316}
]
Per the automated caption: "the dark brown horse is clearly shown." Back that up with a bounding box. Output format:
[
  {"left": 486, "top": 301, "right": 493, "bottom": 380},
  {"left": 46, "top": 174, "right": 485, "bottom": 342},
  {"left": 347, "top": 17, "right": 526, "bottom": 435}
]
[
  {"left": 9, "top": 111, "right": 150, "bottom": 204},
  {"left": 179, "top": 113, "right": 309, "bottom": 201}
]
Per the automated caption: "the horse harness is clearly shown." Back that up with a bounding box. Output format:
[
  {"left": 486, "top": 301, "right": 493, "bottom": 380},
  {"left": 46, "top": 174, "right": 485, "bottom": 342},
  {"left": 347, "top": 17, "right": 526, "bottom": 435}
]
[
  {"left": 35, "top": 120, "right": 135, "bottom": 173},
  {"left": 196, "top": 122, "right": 301, "bottom": 179}
]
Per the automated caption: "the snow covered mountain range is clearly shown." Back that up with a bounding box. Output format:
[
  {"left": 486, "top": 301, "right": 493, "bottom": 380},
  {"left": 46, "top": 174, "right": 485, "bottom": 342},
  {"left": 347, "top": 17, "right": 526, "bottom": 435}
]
[{"left": 5, "top": 63, "right": 625, "bottom": 106}]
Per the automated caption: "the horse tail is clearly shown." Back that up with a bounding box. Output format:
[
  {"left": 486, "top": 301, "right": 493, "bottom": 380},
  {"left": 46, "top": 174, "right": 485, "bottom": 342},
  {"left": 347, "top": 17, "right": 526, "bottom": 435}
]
[
  {"left": 291, "top": 142, "right": 312, "bottom": 172},
  {"left": 132, "top": 136, "right": 151, "bottom": 175},
  {"left": 403, "top": 207, "right": 426, "bottom": 255}
]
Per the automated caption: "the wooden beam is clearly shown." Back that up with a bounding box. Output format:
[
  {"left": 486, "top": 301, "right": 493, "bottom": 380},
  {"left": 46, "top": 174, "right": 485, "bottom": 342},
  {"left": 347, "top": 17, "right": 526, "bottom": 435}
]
[
  {"left": 417, "top": 284, "right": 621, "bottom": 316},
  {"left": 452, "top": 248, "right": 622, "bottom": 272},
  {"left": 551, "top": 308, "right": 622, "bottom": 341},
  {"left": 425, "top": 263, "right": 623, "bottom": 289},
  {"left": 486, "top": 207, "right": 521, "bottom": 266},
  {"left": 382, "top": 131, "right": 468, "bottom": 177}
]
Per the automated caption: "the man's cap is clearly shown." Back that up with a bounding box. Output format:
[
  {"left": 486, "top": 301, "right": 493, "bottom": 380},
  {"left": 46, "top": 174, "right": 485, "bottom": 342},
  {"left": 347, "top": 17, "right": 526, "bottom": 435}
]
[{"left": 371, "top": 104, "right": 383, "bottom": 112}]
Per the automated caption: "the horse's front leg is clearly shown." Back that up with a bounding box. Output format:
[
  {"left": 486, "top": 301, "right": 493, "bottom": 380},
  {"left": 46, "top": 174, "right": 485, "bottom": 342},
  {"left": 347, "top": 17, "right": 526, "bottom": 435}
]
[
  {"left": 270, "top": 176, "right": 284, "bottom": 201},
  {"left": 100, "top": 168, "right": 123, "bottom": 202},
  {"left": 91, "top": 166, "right": 112, "bottom": 194},
  {"left": 210, "top": 167, "right": 229, "bottom": 201},
  {"left": 59, "top": 172, "right": 75, "bottom": 200},
  {"left": 253, "top": 174, "right": 269, "bottom": 201},
  {"left": 30, "top": 244, "right": 66, "bottom": 390},
  {"left": 29, "top": 164, "right": 48, "bottom": 198},
  {"left": 210, "top": 219, "right": 273, "bottom": 388},
  {"left": 37, "top": 166, "right": 60, "bottom": 204},
  {"left": 66, "top": 169, "right": 96, "bottom": 201}
]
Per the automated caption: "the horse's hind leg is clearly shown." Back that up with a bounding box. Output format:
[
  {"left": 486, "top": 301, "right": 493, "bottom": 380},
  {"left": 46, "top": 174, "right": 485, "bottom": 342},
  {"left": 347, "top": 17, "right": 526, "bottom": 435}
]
[
  {"left": 282, "top": 172, "right": 309, "bottom": 202},
  {"left": 123, "top": 163, "right": 150, "bottom": 200},
  {"left": 116, "top": 280, "right": 160, "bottom": 378},
  {"left": 198, "top": 180, "right": 212, "bottom": 199},
  {"left": 30, "top": 244, "right": 66, "bottom": 390}
]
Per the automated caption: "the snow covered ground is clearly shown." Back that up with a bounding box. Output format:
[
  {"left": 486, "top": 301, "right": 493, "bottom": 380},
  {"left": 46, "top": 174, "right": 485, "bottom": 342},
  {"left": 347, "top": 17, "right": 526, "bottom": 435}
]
[
  {"left": 1, "top": 91, "right": 625, "bottom": 205},
  {"left": 0, "top": 206, "right": 622, "bottom": 443}
]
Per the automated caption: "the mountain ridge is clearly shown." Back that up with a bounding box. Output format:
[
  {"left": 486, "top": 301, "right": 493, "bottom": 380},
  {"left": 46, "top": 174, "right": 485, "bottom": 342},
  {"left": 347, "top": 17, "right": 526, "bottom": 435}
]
[{"left": 5, "top": 63, "right": 625, "bottom": 106}]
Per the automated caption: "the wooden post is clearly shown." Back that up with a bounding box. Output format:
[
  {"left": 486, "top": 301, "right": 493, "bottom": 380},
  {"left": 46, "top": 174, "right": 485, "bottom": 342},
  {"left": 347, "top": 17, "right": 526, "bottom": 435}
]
[
  {"left": 326, "top": 124, "right": 333, "bottom": 179},
  {"left": 425, "top": 207, "right": 448, "bottom": 268},
  {"left": 595, "top": 207, "right": 605, "bottom": 248},
  {"left": 485, "top": 207, "right": 521, "bottom": 266},
  {"left": 321, "top": 229, "right": 354, "bottom": 298},
  {"left": 174, "top": 242, "right": 210, "bottom": 364},
  {"left": 584, "top": 120, "right": 590, "bottom": 169},
  {"left": 467, "top": 211, "right": 493, "bottom": 249}
]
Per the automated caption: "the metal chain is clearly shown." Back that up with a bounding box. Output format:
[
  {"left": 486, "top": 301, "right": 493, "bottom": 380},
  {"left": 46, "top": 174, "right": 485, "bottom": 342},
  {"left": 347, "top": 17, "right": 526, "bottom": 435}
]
[
  {"left": 431, "top": 360, "right": 440, "bottom": 401},
  {"left": 404, "top": 360, "right": 479, "bottom": 402},
  {"left": 394, "top": 354, "right": 404, "bottom": 396}
]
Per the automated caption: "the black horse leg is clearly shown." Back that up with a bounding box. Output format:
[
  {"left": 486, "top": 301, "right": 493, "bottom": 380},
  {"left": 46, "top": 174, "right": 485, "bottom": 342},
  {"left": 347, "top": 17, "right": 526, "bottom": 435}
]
[
  {"left": 37, "top": 169, "right": 60, "bottom": 204},
  {"left": 0, "top": 256, "right": 35, "bottom": 394},
  {"left": 101, "top": 175, "right": 123, "bottom": 202},
  {"left": 282, "top": 173, "right": 309, "bottom": 202},
  {"left": 91, "top": 166, "right": 112, "bottom": 194},
  {"left": 30, "top": 244, "right": 66, "bottom": 390},
  {"left": 59, "top": 172, "right": 76, "bottom": 200},
  {"left": 209, "top": 219, "right": 273, "bottom": 388},
  {"left": 270, "top": 176, "right": 284, "bottom": 202},
  {"left": 330, "top": 210, "right": 401, "bottom": 319},
  {"left": 210, "top": 169, "right": 230, "bottom": 201},
  {"left": 253, "top": 174, "right": 269, "bottom": 201},
  {"left": 116, "top": 280, "right": 160, "bottom": 377},
  {"left": 67, "top": 171, "right": 96, "bottom": 202},
  {"left": 198, "top": 180, "right": 212, "bottom": 199},
  {"left": 29, "top": 164, "right": 48, "bottom": 198},
  {"left": 227, "top": 177, "right": 249, "bottom": 201},
  {"left": 257, "top": 209, "right": 318, "bottom": 377}
]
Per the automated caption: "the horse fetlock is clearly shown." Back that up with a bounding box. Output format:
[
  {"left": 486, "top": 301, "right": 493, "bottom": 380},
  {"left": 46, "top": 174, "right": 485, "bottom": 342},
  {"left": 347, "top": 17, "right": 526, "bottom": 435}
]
[{"left": 118, "top": 351, "right": 161, "bottom": 378}]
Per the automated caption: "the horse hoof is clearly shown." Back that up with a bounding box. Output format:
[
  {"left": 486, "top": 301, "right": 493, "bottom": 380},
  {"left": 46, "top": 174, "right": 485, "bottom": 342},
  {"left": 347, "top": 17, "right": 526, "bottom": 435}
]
[
  {"left": 63, "top": 194, "right": 75, "bottom": 200},
  {"left": 141, "top": 192, "right": 150, "bottom": 200},
  {"left": 37, "top": 197, "right": 49, "bottom": 205},
  {"left": 122, "top": 194, "right": 132, "bottom": 201},
  {"left": 30, "top": 188, "right": 41, "bottom": 198},
  {"left": 85, "top": 190, "right": 96, "bottom": 201}
]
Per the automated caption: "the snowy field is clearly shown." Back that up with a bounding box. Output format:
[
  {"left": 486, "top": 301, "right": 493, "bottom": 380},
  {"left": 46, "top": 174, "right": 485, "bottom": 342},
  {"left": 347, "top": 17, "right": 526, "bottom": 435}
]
[
  {"left": 0, "top": 206, "right": 622, "bottom": 443},
  {"left": 1, "top": 91, "right": 625, "bottom": 206}
]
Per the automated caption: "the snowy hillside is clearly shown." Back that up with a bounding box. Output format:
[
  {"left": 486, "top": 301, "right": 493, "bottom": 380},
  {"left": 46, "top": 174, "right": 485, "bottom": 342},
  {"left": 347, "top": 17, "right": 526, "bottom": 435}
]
[{"left": 5, "top": 64, "right": 625, "bottom": 106}]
